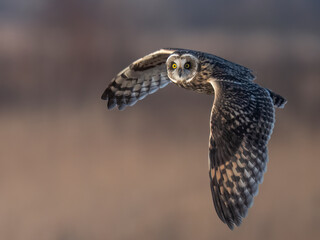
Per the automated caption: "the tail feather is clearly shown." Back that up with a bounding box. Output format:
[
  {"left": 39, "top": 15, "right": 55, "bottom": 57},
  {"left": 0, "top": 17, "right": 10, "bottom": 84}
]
[{"left": 267, "top": 89, "right": 287, "bottom": 108}]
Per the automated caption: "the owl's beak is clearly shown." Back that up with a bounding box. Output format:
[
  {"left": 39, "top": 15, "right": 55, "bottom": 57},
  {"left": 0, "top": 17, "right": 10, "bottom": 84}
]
[{"left": 178, "top": 68, "right": 182, "bottom": 77}]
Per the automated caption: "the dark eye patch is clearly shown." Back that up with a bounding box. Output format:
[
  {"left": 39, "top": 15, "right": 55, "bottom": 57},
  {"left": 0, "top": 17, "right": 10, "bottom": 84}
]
[
  {"left": 171, "top": 62, "right": 177, "bottom": 69},
  {"left": 184, "top": 62, "right": 191, "bottom": 69}
]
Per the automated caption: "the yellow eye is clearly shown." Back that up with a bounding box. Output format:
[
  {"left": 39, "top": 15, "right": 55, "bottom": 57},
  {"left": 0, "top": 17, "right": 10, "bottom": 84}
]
[
  {"left": 171, "top": 63, "right": 177, "bottom": 69},
  {"left": 184, "top": 62, "right": 191, "bottom": 69}
]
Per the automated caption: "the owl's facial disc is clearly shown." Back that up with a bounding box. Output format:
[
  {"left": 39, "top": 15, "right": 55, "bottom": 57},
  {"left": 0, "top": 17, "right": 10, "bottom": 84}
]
[{"left": 166, "top": 53, "right": 199, "bottom": 83}]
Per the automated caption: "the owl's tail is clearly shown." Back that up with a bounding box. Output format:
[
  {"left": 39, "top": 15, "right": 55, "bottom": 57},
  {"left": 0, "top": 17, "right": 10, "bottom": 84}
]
[{"left": 266, "top": 89, "right": 287, "bottom": 108}]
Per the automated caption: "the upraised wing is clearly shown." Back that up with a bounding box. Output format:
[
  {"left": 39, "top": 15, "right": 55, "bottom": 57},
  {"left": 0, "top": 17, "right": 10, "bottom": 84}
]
[
  {"left": 101, "top": 49, "right": 175, "bottom": 110},
  {"left": 208, "top": 79, "right": 275, "bottom": 229}
]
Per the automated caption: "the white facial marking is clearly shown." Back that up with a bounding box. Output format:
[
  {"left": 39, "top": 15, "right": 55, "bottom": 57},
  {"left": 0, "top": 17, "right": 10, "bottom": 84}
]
[{"left": 166, "top": 53, "right": 199, "bottom": 83}]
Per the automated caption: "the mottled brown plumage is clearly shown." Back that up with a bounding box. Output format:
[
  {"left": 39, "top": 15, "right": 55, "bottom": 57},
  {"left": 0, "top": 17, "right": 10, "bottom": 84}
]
[{"left": 101, "top": 48, "right": 287, "bottom": 229}]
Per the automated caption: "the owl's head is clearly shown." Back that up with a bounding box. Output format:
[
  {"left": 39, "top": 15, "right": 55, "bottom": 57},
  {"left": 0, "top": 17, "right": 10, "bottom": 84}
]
[{"left": 166, "top": 53, "right": 200, "bottom": 83}]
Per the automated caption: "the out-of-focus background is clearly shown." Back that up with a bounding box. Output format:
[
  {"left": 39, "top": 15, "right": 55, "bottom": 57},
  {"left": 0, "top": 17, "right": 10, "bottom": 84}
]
[{"left": 1, "top": 0, "right": 319, "bottom": 239}]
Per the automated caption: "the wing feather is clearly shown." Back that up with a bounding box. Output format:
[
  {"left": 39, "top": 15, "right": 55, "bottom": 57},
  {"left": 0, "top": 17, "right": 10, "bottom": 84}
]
[
  {"left": 208, "top": 79, "right": 275, "bottom": 229},
  {"left": 101, "top": 49, "right": 175, "bottom": 110}
]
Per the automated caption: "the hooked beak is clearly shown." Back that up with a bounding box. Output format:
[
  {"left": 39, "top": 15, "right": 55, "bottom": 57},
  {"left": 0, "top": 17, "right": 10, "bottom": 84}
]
[{"left": 178, "top": 68, "right": 182, "bottom": 77}]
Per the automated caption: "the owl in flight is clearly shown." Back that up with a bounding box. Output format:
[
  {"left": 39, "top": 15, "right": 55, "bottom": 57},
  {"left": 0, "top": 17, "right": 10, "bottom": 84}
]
[{"left": 101, "top": 48, "right": 287, "bottom": 229}]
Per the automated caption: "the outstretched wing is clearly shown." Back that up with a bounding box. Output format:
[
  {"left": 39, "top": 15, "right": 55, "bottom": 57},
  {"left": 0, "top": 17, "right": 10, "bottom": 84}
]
[
  {"left": 208, "top": 79, "right": 275, "bottom": 229},
  {"left": 101, "top": 49, "right": 175, "bottom": 110}
]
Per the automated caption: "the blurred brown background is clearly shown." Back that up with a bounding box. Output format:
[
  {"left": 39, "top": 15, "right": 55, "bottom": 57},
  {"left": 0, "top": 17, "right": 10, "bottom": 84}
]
[{"left": 1, "top": 0, "right": 320, "bottom": 239}]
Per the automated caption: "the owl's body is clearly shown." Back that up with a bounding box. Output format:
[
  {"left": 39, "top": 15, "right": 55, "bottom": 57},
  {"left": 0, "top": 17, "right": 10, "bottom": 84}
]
[{"left": 101, "top": 48, "right": 286, "bottom": 229}]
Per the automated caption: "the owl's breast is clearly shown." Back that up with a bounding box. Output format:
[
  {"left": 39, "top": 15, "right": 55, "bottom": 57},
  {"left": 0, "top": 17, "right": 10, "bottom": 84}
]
[{"left": 175, "top": 79, "right": 214, "bottom": 95}]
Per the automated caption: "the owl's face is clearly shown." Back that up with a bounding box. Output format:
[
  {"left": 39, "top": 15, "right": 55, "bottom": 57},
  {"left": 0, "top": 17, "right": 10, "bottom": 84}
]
[{"left": 166, "top": 53, "right": 200, "bottom": 83}]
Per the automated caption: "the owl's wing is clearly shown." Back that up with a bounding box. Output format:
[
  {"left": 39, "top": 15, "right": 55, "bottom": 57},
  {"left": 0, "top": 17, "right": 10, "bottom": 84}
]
[
  {"left": 208, "top": 79, "right": 275, "bottom": 229},
  {"left": 101, "top": 49, "right": 175, "bottom": 110}
]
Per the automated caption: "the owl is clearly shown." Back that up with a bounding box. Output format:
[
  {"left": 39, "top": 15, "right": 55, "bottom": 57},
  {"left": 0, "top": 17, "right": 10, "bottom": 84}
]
[{"left": 101, "top": 48, "right": 287, "bottom": 229}]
